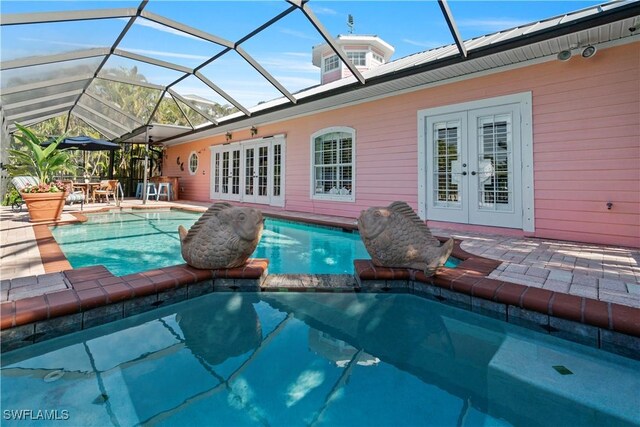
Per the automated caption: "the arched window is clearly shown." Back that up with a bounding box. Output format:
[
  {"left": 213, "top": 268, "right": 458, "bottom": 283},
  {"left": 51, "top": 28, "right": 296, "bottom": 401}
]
[
  {"left": 188, "top": 151, "right": 198, "bottom": 175},
  {"left": 310, "top": 127, "right": 355, "bottom": 201}
]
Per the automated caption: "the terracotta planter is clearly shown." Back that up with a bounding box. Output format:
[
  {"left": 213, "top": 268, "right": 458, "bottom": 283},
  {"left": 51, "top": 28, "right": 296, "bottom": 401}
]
[{"left": 21, "top": 191, "right": 66, "bottom": 222}]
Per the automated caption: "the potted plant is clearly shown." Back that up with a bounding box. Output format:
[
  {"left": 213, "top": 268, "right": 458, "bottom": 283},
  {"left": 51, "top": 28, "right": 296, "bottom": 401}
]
[{"left": 8, "top": 124, "right": 72, "bottom": 222}]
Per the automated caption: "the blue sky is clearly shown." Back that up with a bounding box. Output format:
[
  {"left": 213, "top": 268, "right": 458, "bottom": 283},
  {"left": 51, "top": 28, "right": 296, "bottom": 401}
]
[{"left": 2, "top": 0, "right": 605, "bottom": 107}]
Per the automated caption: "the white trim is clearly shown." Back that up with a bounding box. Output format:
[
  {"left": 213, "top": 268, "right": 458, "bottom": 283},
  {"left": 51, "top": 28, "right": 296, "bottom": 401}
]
[
  {"left": 309, "top": 126, "right": 356, "bottom": 203},
  {"left": 417, "top": 92, "right": 534, "bottom": 232},
  {"left": 188, "top": 151, "right": 198, "bottom": 175}
]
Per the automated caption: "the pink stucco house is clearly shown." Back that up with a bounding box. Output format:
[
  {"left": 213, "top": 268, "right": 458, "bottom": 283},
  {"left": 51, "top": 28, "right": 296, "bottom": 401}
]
[{"left": 162, "top": 3, "right": 640, "bottom": 248}]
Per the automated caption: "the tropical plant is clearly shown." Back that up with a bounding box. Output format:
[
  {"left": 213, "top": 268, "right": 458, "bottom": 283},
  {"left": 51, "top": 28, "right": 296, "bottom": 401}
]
[
  {"left": 7, "top": 123, "right": 72, "bottom": 192},
  {"left": 1, "top": 188, "right": 21, "bottom": 206}
]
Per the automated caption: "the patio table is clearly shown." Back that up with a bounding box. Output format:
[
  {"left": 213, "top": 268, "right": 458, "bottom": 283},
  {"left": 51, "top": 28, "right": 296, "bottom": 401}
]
[{"left": 72, "top": 182, "right": 101, "bottom": 203}]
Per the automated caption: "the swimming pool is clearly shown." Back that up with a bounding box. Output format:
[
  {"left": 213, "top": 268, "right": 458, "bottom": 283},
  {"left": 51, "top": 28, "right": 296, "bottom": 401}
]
[
  {"left": 2, "top": 292, "right": 638, "bottom": 426},
  {"left": 50, "top": 210, "right": 458, "bottom": 276}
]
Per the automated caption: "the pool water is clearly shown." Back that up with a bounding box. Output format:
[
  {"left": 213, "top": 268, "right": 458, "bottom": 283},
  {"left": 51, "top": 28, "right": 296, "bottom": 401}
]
[
  {"left": 2, "top": 293, "right": 638, "bottom": 426},
  {"left": 50, "top": 210, "right": 459, "bottom": 276}
]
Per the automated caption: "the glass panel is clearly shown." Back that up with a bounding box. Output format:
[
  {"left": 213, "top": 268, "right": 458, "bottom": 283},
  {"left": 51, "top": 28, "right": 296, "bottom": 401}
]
[
  {"left": 258, "top": 146, "right": 269, "bottom": 197},
  {"left": 221, "top": 151, "right": 229, "bottom": 194},
  {"left": 1, "top": 57, "right": 102, "bottom": 89},
  {"left": 21, "top": 115, "right": 68, "bottom": 139},
  {"left": 99, "top": 56, "right": 185, "bottom": 87},
  {"left": 151, "top": 96, "right": 190, "bottom": 127},
  {"left": 1, "top": 2, "right": 139, "bottom": 14},
  {"left": 118, "top": 18, "right": 224, "bottom": 70},
  {"left": 143, "top": 1, "right": 290, "bottom": 43},
  {"left": 4, "top": 94, "right": 78, "bottom": 119},
  {"left": 273, "top": 143, "right": 281, "bottom": 197},
  {"left": 199, "top": 50, "right": 282, "bottom": 109},
  {"left": 87, "top": 78, "right": 162, "bottom": 123},
  {"left": 67, "top": 114, "right": 104, "bottom": 139},
  {"left": 1, "top": 19, "right": 126, "bottom": 61},
  {"left": 1, "top": 79, "right": 90, "bottom": 105},
  {"left": 172, "top": 76, "right": 238, "bottom": 119},
  {"left": 433, "top": 121, "right": 461, "bottom": 207},
  {"left": 73, "top": 104, "right": 129, "bottom": 137},
  {"left": 214, "top": 152, "right": 220, "bottom": 193},
  {"left": 241, "top": 11, "right": 324, "bottom": 95},
  {"left": 77, "top": 94, "right": 139, "bottom": 132},
  {"left": 245, "top": 148, "right": 254, "bottom": 196},
  {"left": 477, "top": 114, "right": 513, "bottom": 212},
  {"left": 174, "top": 98, "right": 209, "bottom": 127},
  {"left": 231, "top": 149, "right": 240, "bottom": 195}
]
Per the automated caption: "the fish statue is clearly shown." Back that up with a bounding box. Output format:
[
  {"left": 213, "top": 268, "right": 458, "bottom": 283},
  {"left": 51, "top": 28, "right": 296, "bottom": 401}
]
[
  {"left": 178, "top": 202, "right": 264, "bottom": 269},
  {"left": 357, "top": 201, "right": 454, "bottom": 276}
]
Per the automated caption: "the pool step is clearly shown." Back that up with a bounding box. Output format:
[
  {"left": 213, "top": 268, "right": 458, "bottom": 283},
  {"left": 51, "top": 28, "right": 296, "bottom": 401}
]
[{"left": 262, "top": 274, "right": 357, "bottom": 293}]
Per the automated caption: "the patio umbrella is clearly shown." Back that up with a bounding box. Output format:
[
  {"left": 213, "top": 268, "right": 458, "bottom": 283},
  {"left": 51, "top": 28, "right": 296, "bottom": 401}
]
[
  {"left": 42, "top": 136, "right": 121, "bottom": 181},
  {"left": 42, "top": 136, "right": 121, "bottom": 151}
]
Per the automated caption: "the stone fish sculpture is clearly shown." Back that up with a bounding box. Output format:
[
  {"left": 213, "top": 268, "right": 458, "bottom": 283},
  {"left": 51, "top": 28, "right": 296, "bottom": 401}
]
[
  {"left": 178, "top": 202, "right": 263, "bottom": 269},
  {"left": 357, "top": 201, "right": 454, "bottom": 276}
]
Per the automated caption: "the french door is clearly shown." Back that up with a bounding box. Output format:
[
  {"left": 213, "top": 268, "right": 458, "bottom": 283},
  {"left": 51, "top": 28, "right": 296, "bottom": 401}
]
[
  {"left": 211, "top": 136, "right": 285, "bottom": 206},
  {"left": 243, "top": 142, "right": 270, "bottom": 204},
  {"left": 214, "top": 146, "right": 241, "bottom": 201},
  {"left": 422, "top": 100, "right": 527, "bottom": 229}
]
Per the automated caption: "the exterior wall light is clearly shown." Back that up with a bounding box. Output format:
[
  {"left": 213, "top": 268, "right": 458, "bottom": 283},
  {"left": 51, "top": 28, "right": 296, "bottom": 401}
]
[
  {"left": 581, "top": 45, "right": 597, "bottom": 58},
  {"left": 225, "top": 132, "right": 232, "bottom": 142},
  {"left": 251, "top": 126, "right": 258, "bottom": 137}
]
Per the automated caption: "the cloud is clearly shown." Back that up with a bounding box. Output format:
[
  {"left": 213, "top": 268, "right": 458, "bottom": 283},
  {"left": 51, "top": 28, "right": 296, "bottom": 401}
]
[
  {"left": 258, "top": 57, "right": 318, "bottom": 74},
  {"left": 133, "top": 18, "right": 213, "bottom": 43},
  {"left": 456, "top": 18, "right": 529, "bottom": 32},
  {"left": 311, "top": 6, "right": 338, "bottom": 15},
  {"left": 282, "top": 52, "right": 312, "bottom": 58},
  {"left": 402, "top": 38, "right": 445, "bottom": 49},
  {"left": 279, "top": 28, "right": 318, "bottom": 41},
  {"left": 17, "top": 37, "right": 101, "bottom": 50}
]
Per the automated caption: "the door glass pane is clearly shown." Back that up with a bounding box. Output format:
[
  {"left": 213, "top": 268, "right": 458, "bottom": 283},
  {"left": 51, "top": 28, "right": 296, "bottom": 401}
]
[
  {"left": 222, "top": 151, "right": 229, "bottom": 194},
  {"left": 477, "top": 114, "right": 513, "bottom": 212},
  {"left": 273, "top": 144, "right": 281, "bottom": 197},
  {"left": 433, "top": 121, "right": 461, "bottom": 207},
  {"left": 258, "top": 146, "right": 269, "bottom": 197},
  {"left": 214, "top": 152, "right": 220, "bottom": 193},
  {"left": 245, "top": 148, "right": 254, "bottom": 196},
  {"left": 232, "top": 150, "right": 240, "bottom": 195}
]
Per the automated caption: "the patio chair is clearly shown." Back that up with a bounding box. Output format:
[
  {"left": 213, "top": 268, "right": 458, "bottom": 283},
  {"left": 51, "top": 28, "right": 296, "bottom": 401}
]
[
  {"left": 9, "top": 176, "right": 39, "bottom": 212},
  {"left": 60, "top": 180, "right": 85, "bottom": 210},
  {"left": 94, "top": 180, "right": 116, "bottom": 204}
]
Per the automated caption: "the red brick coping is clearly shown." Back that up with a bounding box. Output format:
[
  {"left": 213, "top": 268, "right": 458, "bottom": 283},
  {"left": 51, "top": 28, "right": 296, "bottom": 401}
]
[
  {"left": 0, "top": 259, "right": 268, "bottom": 330},
  {"left": 354, "top": 242, "right": 640, "bottom": 338}
]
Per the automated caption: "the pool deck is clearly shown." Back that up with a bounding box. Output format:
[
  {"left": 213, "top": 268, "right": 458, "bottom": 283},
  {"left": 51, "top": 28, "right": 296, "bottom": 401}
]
[{"left": 1, "top": 199, "right": 639, "bottom": 354}]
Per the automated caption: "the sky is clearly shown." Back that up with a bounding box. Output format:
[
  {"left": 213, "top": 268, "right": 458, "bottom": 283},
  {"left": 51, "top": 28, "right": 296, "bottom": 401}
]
[{"left": 1, "top": 0, "right": 607, "bottom": 108}]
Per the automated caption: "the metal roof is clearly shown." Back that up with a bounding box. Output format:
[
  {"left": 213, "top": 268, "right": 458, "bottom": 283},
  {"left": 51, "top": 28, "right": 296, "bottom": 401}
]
[{"left": 1, "top": 0, "right": 639, "bottom": 145}]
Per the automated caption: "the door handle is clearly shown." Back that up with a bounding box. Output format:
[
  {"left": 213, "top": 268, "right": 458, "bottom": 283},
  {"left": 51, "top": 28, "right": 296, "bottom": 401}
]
[
  {"left": 471, "top": 171, "right": 477, "bottom": 176},
  {"left": 462, "top": 171, "right": 467, "bottom": 176}
]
